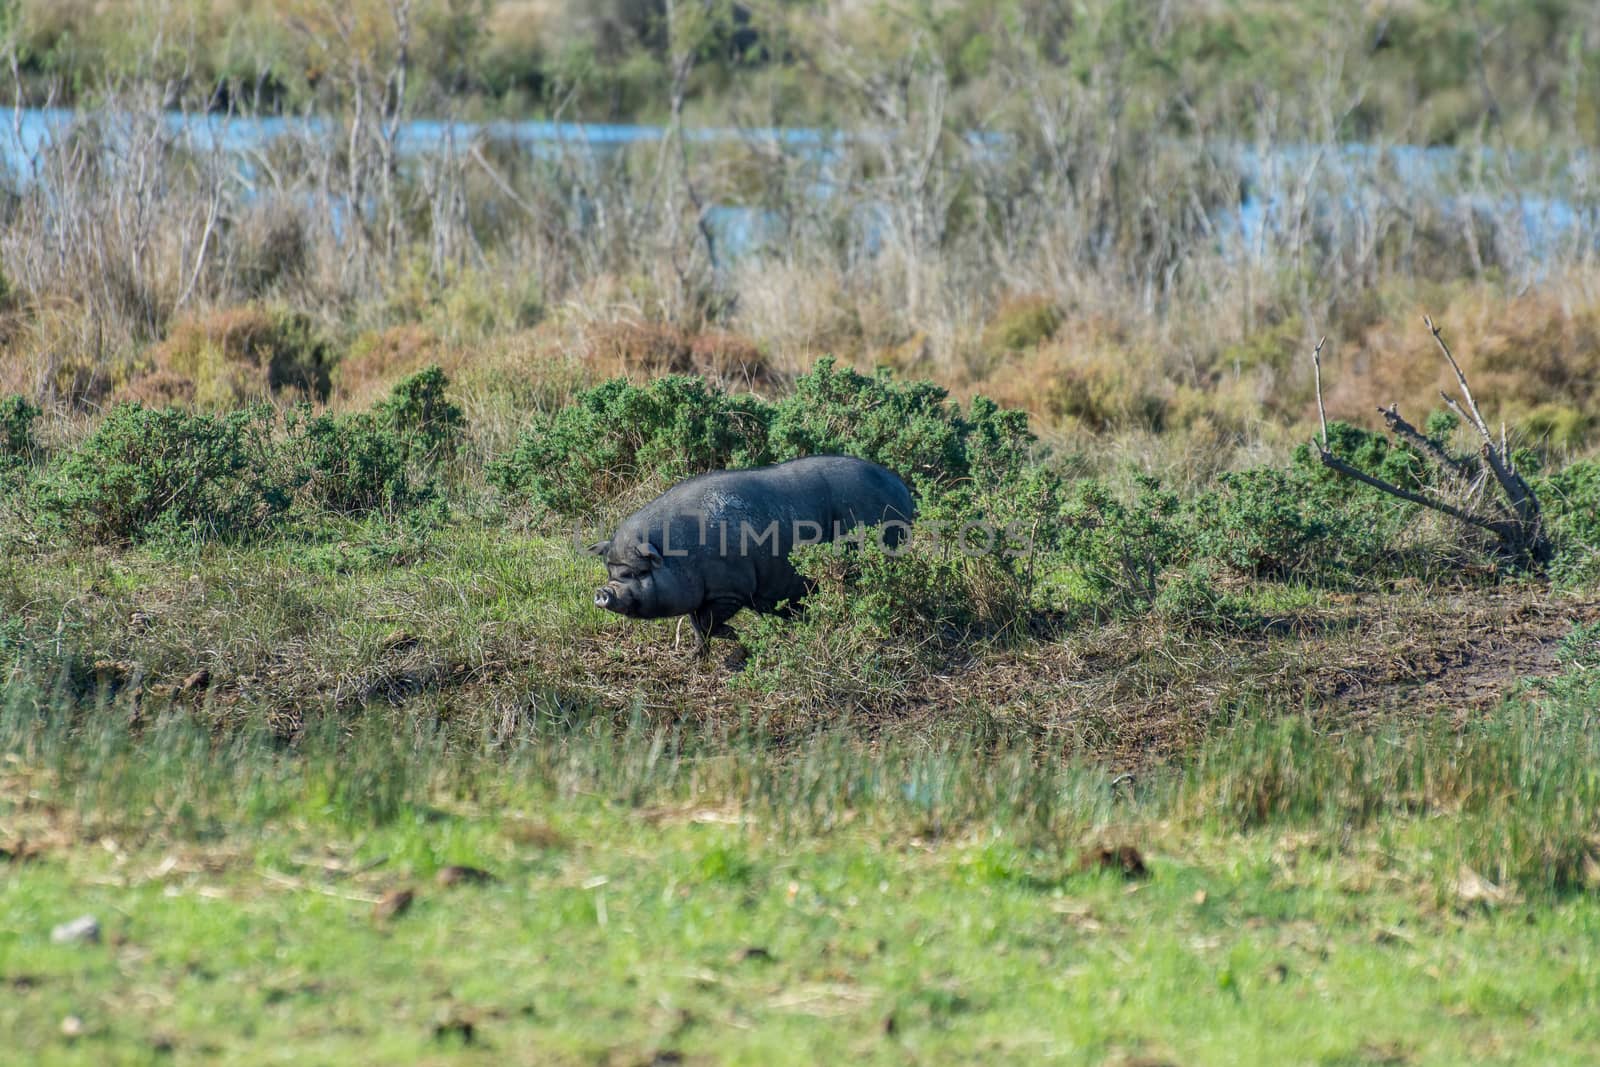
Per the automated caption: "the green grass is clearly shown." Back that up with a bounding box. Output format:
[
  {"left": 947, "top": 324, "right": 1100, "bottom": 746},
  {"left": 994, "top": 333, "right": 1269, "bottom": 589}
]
[
  {"left": 3, "top": 630, "right": 1600, "bottom": 1064},
  {"left": 8, "top": 807, "right": 1600, "bottom": 1065}
]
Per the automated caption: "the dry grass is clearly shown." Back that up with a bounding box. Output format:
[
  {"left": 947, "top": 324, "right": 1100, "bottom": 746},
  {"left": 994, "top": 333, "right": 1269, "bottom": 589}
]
[
  {"left": 728, "top": 262, "right": 867, "bottom": 371},
  {"left": 335, "top": 324, "right": 463, "bottom": 407},
  {"left": 12, "top": 524, "right": 1586, "bottom": 771},
  {"left": 0, "top": 298, "right": 127, "bottom": 407},
  {"left": 888, "top": 585, "right": 1600, "bottom": 766},
  {"left": 971, "top": 328, "right": 1164, "bottom": 434}
]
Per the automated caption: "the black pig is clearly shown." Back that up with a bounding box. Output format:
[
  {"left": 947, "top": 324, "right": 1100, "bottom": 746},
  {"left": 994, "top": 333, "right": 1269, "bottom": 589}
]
[{"left": 589, "top": 455, "right": 914, "bottom": 652}]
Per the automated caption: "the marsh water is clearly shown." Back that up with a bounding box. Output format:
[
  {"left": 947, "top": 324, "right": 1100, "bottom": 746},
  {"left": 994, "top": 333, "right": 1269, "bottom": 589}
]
[{"left": 2, "top": 107, "right": 1594, "bottom": 263}]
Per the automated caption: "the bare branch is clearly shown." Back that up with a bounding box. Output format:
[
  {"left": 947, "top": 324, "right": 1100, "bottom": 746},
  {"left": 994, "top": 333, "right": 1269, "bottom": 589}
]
[
  {"left": 1311, "top": 335, "right": 1329, "bottom": 448},
  {"left": 1312, "top": 322, "right": 1550, "bottom": 567},
  {"left": 1378, "top": 404, "right": 1477, "bottom": 482},
  {"left": 174, "top": 186, "right": 220, "bottom": 310},
  {"left": 1427, "top": 316, "right": 1543, "bottom": 537},
  {"left": 1425, "top": 315, "right": 1493, "bottom": 442},
  {"left": 1312, "top": 447, "right": 1508, "bottom": 536}
]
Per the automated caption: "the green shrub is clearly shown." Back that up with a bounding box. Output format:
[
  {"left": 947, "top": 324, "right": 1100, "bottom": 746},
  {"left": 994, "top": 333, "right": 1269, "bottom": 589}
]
[
  {"left": 289, "top": 367, "right": 464, "bottom": 516},
  {"left": 737, "top": 535, "right": 1030, "bottom": 712},
  {"left": 39, "top": 404, "right": 292, "bottom": 543},
  {"left": 490, "top": 360, "right": 1038, "bottom": 516},
  {"left": 1192, "top": 469, "right": 1323, "bottom": 581},
  {"left": 957, "top": 396, "right": 1038, "bottom": 489},
  {"left": 1537, "top": 459, "right": 1600, "bottom": 585},
  {"left": 1192, "top": 462, "right": 1415, "bottom": 583},
  {"left": 1424, "top": 408, "right": 1460, "bottom": 442},
  {"left": 0, "top": 395, "right": 39, "bottom": 459},
  {"left": 34, "top": 369, "right": 464, "bottom": 541},
  {"left": 767, "top": 357, "right": 1033, "bottom": 495},
  {"left": 290, "top": 410, "right": 427, "bottom": 516},
  {"left": 1154, "top": 563, "right": 1260, "bottom": 633},
  {"left": 0, "top": 394, "right": 41, "bottom": 495},
  {"left": 1292, "top": 419, "right": 1436, "bottom": 490},
  {"left": 488, "top": 375, "right": 772, "bottom": 515},
  {"left": 374, "top": 364, "right": 466, "bottom": 464},
  {"left": 1054, "top": 476, "right": 1184, "bottom": 614}
]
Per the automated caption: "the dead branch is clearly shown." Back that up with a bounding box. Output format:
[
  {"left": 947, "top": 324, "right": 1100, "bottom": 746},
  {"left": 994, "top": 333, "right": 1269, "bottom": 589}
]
[
  {"left": 1426, "top": 316, "right": 1543, "bottom": 534},
  {"left": 1313, "top": 450, "right": 1504, "bottom": 535},
  {"left": 1376, "top": 404, "right": 1480, "bottom": 483},
  {"left": 1311, "top": 335, "right": 1329, "bottom": 447},
  {"left": 1309, "top": 319, "right": 1552, "bottom": 567},
  {"left": 1426, "top": 315, "right": 1490, "bottom": 438}
]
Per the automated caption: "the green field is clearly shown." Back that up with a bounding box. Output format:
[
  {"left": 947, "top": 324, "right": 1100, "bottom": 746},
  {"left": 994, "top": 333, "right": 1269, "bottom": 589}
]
[{"left": 8, "top": 754, "right": 1600, "bottom": 1065}]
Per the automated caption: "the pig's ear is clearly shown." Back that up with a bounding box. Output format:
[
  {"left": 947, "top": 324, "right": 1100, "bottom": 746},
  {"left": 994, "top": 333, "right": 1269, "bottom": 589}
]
[
  {"left": 586, "top": 540, "right": 611, "bottom": 557},
  {"left": 636, "top": 541, "right": 664, "bottom": 565}
]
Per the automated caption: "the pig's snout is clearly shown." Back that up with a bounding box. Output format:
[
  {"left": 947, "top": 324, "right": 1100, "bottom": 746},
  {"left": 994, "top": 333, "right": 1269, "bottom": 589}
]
[{"left": 595, "top": 582, "right": 634, "bottom": 614}]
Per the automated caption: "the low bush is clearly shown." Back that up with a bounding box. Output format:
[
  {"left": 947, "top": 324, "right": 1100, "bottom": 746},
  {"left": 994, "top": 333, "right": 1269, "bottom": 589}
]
[
  {"left": 737, "top": 535, "right": 1032, "bottom": 714},
  {"left": 490, "top": 358, "right": 1037, "bottom": 516},
  {"left": 0, "top": 394, "right": 41, "bottom": 493},
  {"left": 0, "top": 394, "right": 40, "bottom": 460},
  {"left": 1188, "top": 465, "right": 1406, "bottom": 583},
  {"left": 290, "top": 411, "right": 427, "bottom": 516},
  {"left": 1537, "top": 459, "right": 1600, "bottom": 585},
  {"left": 282, "top": 365, "right": 466, "bottom": 517},
  {"left": 38, "top": 404, "right": 292, "bottom": 543},
  {"left": 1293, "top": 418, "right": 1441, "bottom": 490},
  {"left": 1053, "top": 476, "right": 1185, "bottom": 615},
  {"left": 1191, "top": 468, "right": 1330, "bottom": 581},
  {"left": 1154, "top": 563, "right": 1261, "bottom": 633},
  {"left": 766, "top": 358, "right": 1035, "bottom": 495},
  {"left": 374, "top": 364, "right": 467, "bottom": 464},
  {"left": 37, "top": 367, "right": 466, "bottom": 542},
  {"left": 488, "top": 375, "right": 772, "bottom": 515}
]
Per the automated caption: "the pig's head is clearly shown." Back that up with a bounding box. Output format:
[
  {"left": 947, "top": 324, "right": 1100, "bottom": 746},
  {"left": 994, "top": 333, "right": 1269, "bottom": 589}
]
[{"left": 588, "top": 537, "right": 702, "bottom": 619}]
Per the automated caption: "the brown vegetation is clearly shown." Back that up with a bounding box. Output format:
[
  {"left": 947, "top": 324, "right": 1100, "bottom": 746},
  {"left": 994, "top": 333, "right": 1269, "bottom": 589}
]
[
  {"left": 135, "top": 305, "right": 332, "bottom": 409},
  {"left": 581, "top": 319, "right": 778, "bottom": 391},
  {"left": 335, "top": 324, "right": 461, "bottom": 407},
  {"left": 112, "top": 369, "right": 198, "bottom": 409}
]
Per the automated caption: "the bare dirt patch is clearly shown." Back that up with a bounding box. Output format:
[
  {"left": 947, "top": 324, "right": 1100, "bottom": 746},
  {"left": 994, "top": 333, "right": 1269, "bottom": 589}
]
[
  {"left": 893, "top": 587, "right": 1600, "bottom": 766},
  {"left": 1311, "top": 590, "right": 1597, "bottom": 726}
]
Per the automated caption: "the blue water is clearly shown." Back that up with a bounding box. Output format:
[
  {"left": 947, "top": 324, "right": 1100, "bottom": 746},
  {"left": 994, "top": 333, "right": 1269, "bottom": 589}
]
[{"left": 2, "top": 108, "right": 1592, "bottom": 265}]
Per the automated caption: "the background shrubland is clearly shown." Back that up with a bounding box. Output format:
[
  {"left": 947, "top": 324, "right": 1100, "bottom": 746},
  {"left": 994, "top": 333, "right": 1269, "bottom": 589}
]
[{"left": 0, "top": 1, "right": 1597, "bottom": 472}]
